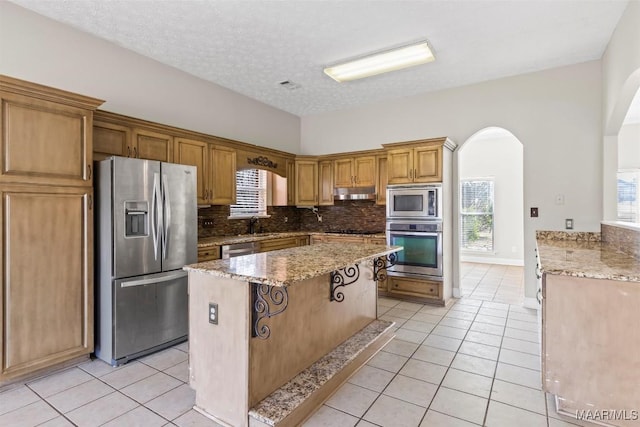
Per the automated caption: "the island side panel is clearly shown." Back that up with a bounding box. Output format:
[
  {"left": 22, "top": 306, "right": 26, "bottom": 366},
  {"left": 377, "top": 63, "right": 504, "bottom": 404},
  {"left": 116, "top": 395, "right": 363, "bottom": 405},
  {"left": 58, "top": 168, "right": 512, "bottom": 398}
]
[
  {"left": 248, "top": 261, "right": 377, "bottom": 407},
  {"left": 188, "top": 272, "right": 251, "bottom": 427},
  {"left": 544, "top": 274, "right": 640, "bottom": 421}
]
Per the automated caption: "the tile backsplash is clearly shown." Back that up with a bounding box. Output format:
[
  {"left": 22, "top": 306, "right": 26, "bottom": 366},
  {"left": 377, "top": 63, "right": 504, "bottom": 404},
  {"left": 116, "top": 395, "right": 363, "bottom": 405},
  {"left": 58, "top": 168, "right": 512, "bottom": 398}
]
[{"left": 197, "top": 200, "right": 386, "bottom": 238}]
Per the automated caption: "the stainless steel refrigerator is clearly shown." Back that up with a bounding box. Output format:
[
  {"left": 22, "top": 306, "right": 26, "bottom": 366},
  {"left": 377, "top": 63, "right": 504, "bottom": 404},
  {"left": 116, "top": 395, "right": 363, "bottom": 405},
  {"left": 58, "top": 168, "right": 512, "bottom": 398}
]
[{"left": 95, "top": 156, "right": 197, "bottom": 366}]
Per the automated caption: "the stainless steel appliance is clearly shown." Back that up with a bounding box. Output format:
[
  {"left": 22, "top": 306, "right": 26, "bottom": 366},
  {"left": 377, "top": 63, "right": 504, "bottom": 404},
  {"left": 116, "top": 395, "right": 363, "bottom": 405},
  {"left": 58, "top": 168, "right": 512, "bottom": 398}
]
[
  {"left": 333, "top": 186, "right": 376, "bottom": 200},
  {"left": 387, "top": 184, "right": 442, "bottom": 219},
  {"left": 95, "top": 156, "right": 197, "bottom": 366},
  {"left": 221, "top": 241, "right": 259, "bottom": 258},
  {"left": 386, "top": 220, "right": 443, "bottom": 278}
]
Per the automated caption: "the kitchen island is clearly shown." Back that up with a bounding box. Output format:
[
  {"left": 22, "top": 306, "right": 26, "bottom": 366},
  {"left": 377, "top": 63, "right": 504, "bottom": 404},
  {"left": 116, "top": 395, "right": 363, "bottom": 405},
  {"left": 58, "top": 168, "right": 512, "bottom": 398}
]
[
  {"left": 184, "top": 242, "right": 402, "bottom": 427},
  {"left": 536, "top": 231, "right": 640, "bottom": 426}
]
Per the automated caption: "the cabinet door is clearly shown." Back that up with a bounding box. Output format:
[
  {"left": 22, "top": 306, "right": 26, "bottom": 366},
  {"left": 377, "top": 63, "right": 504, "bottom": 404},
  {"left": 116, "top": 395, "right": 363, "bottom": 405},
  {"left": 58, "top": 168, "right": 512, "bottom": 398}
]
[
  {"left": 174, "top": 138, "right": 209, "bottom": 204},
  {"left": 0, "top": 92, "right": 93, "bottom": 187},
  {"left": 388, "top": 277, "right": 442, "bottom": 300},
  {"left": 209, "top": 145, "right": 236, "bottom": 205},
  {"left": 354, "top": 156, "right": 376, "bottom": 187},
  {"left": 376, "top": 156, "right": 387, "bottom": 205},
  {"left": 333, "top": 158, "right": 354, "bottom": 187},
  {"left": 286, "top": 159, "right": 296, "bottom": 206},
  {"left": 0, "top": 185, "right": 93, "bottom": 383},
  {"left": 93, "top": 121, "right": 131, "bottom": 161},
  {"left": 133, "top": 128, "right": 173, "bottom": 162},
  {"left": 318, "top": 160, "right": 334, "bottom": 206},
  {"left": 386, "top": 149, "right": 413, "bottom": 184},
  {"left": 414, "top": 146, "right": 442, "bottom": 182},
  {"left": 295, "top": 160, "right": 318, "bottom": 206}
]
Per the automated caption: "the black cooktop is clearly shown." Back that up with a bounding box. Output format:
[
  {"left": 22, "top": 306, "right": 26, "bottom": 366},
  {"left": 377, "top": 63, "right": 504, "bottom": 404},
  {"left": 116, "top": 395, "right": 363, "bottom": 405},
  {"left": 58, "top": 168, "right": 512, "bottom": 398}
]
[{"left": 325, "top": 230, "right": 383, "bottom": 235}]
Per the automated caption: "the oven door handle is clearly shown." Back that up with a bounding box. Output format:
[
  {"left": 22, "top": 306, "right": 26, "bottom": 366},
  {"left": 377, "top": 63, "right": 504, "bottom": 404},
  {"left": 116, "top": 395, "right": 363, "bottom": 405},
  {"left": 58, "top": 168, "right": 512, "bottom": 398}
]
[{"left": 388, "top": 231, "right": 441, "bottom": 237}]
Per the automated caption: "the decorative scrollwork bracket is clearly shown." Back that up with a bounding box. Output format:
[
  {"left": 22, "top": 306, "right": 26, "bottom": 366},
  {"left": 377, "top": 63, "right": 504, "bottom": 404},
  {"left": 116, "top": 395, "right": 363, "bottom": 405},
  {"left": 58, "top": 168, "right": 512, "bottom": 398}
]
[
  {"left": 330, "top": 264, "right": 360, "bottom": 303},
  {"left": 373, "top": 253, "right": 398, "bottom": 282},
  {"left": 247, "top": 156, "right": 278, "bottom": 169},
  {"left": 251, "top": 282, "right": 288, "bottom": 339}
]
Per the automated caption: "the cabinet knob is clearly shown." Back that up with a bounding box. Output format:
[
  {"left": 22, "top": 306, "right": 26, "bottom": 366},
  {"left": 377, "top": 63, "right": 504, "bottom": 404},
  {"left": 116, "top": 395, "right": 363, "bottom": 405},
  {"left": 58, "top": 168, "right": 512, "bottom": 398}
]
[{"left": 127, "top": 146, "right": 131, "bottom": 157}]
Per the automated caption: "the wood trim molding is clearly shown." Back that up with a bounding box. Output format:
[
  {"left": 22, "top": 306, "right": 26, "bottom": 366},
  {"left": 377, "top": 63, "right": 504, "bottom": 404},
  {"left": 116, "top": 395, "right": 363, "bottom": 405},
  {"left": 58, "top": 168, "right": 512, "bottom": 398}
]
[{"left": 0, "top": 75, "right": 104, "bottom": 110}]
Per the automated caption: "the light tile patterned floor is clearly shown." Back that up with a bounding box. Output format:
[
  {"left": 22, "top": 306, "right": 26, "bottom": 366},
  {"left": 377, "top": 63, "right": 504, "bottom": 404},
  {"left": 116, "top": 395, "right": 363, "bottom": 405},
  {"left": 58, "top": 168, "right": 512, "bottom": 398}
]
[{"left": 0, "top": 265, "right": 590, "bottom": 427}]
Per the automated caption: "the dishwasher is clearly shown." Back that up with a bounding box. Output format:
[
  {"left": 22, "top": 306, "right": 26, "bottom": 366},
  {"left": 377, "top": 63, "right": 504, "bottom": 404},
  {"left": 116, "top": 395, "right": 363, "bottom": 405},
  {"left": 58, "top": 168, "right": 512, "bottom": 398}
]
[{"left": 221, "top": 241, "right": 260, "bottom": 258}]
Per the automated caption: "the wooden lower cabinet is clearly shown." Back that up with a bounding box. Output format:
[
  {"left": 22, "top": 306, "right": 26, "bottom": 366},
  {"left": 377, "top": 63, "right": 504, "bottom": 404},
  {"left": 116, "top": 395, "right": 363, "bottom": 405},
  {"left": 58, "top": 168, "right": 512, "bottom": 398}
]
[
  {"left": 383, "top": 276, "right": 443, "bottom": 305},
  {"left": 198, "top": 246, "right": 221, "bottom": 262},
  {"left": 0, "top": 184, "right": 93, "bottom": 384},
  {"left": 259, "top": 236, "right": 309, "bottom": 252}
]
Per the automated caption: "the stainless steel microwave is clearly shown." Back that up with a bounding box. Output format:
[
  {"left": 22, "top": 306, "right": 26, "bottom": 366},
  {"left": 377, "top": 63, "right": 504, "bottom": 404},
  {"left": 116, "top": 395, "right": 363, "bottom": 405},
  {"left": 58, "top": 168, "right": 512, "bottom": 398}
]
[{"left": 387, "top": 184, "right": 442, "bottom": 219}]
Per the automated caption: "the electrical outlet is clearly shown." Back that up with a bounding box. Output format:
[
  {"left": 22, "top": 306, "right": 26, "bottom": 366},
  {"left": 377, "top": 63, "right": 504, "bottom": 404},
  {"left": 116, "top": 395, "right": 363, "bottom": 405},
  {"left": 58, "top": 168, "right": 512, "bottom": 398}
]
[
  {"left": 530, "top": 207, "right": 539, "bottom": 217},
  {"left": 284, "top": 216, "right": 288, "bottom": 223},
  {"left": 318, "top": 215, "right": 322, "bottom": 222},
  {"left": 202, "top": 219, "right": 215, "bottom": 228},
  {"left": 209, "top": 303, "right": 218, "bottom": 324},
  {"left": 565, "top": 218, "right": 574, "bottom": 229}
]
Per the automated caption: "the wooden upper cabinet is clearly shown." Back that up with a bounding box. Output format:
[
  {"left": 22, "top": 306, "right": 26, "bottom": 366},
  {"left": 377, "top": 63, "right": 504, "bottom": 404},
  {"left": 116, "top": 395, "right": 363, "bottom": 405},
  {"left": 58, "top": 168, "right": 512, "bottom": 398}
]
[
  {"left": 209, "top": 145, "right": 236, "bottom": 205},
  {"left": 132, "top": 128, "right": 173, "bottom": 162},
  {"left": 0, "top": 79, "right": 103, "bottom": 187},
  {"left": 333, "top": 155, "right": 376, "bottom": 188},
  {"left": 318, "top": 160, "right": 334, "bottom": 206},
  {"left": 0, "top": 184, "right": 93, "bottom": 383},
  {"left": 174, "top": 138, "right": 209, "bottom": 204},
  {"left": 376, "top": 156, "right": 388, "bottom": 205},
  {"left": 93, "top": 121, "right": 131, "bottom": 161},
  {"left": 286, "top": 159, "right": 296, "bottom": 206},
  {"left": 413, "top": 146, "right": 442, "bottom": 182},
  {"left": 333, "top": 158, "right": 353, "bottom": 187},
  {"left": 387, "top": 146, "right": 442, "bottom": 184},
  {"left": 295, "top": 159, "right": 318, "bottom": 206}
]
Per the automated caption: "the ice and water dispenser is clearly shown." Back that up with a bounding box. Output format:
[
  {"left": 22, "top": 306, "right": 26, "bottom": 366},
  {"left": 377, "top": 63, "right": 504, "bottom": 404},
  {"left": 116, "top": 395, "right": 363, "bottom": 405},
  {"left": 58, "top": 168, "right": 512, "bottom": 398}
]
[{"left": 124, "top": 201, "right": 149, "bottom": 237}]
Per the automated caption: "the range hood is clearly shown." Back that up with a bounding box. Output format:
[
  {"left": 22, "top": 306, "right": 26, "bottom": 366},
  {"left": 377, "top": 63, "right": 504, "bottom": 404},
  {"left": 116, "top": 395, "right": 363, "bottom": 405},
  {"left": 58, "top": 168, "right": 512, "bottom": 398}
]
[{"left": 333, "top": 186, "right": 377, "bottom": 201}]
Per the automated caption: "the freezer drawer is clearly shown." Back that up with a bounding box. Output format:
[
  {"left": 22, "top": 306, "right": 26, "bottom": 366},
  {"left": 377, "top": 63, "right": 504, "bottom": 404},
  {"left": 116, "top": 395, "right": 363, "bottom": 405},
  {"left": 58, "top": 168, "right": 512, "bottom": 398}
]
[{"left": 98, "top": 271, "right": 188, "bottom": 365}]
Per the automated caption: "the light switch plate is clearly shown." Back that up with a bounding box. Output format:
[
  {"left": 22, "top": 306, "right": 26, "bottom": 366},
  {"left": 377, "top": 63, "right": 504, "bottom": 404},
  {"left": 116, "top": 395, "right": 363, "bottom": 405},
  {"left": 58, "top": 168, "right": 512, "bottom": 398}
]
[
  {"left": 530, "top": 207, "right": 539, "bottom": 217},
  {"left": 565, "top": 218, "right": 574, "bottom": 229}
]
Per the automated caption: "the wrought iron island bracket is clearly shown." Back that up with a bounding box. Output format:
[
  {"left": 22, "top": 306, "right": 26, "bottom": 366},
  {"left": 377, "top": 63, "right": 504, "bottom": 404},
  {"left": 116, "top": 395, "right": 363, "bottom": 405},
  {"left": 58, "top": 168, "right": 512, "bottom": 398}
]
[
  {"left": 373, "top": 253, "right": 398, "bottom": 282},
  {"left": 251, "top": 282, "right": 288, "bottom": 339},
  {"left": 330, "top": 264, "right": 360, "bottom": 303}
]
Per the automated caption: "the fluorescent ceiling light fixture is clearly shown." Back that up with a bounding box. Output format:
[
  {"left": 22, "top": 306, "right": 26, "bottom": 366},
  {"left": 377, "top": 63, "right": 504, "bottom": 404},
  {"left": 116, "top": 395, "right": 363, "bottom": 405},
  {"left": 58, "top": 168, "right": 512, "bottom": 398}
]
[{"left": 324, "top": 41, "right": 435, "bottom": 82}]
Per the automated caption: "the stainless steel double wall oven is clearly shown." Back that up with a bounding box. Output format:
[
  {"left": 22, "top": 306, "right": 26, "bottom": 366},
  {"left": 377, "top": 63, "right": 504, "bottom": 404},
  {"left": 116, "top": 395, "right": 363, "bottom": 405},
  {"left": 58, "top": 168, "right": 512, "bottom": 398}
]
[{"left": 386, "top": 184, "right": 443, "bottom": 279}]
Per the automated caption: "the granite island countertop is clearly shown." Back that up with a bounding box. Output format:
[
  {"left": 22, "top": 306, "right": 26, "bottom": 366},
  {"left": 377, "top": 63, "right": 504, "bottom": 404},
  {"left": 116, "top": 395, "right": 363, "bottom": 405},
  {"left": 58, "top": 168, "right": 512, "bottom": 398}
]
[
  {"left": 536, "top": 231, "right": 640, "bottom": 282},
  {"left": 184, "top": 242, "right": 402, "bottom": 287},
  {"left": 198, "top": 232, "right": 386, "bottom": 248}
]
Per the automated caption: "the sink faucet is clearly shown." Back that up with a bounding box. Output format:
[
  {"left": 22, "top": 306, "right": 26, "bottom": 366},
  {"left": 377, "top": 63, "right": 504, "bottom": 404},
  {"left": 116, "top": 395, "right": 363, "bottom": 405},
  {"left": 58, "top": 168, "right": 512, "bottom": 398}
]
[{"left": 248, "top": 216, "right": 259, "bottom": 234}]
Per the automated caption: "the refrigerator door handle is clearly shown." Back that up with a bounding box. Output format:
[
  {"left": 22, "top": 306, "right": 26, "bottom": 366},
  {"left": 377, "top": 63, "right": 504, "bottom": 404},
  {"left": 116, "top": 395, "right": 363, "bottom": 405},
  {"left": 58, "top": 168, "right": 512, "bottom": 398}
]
[
  {"left": 120, "top": 271, "right": 188, "bottom": 288},
  {"left": 152, "top": 172, "right": 162, "bottom": 260},
  {"left": 162, "top": 173, "right": 171, "bottom": 260}
]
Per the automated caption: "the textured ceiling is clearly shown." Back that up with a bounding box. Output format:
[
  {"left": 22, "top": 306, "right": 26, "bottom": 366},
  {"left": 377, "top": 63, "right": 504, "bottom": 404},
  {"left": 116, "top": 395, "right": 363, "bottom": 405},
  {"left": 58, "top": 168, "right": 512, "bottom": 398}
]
[{"left": 9, "top": 0, "right": 629, "bottom": 117}]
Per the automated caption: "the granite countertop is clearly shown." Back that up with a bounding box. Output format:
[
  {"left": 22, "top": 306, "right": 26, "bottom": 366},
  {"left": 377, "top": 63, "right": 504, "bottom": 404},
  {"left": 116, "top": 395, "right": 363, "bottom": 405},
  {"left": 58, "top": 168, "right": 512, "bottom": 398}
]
[
  {"left": 536, "top": 231, "right": 640, "bottom": 282},
  {"left": 184, "top": 243, "right": 402, "bottom": 287},
  {"left": 198, "top": 231, "right": 386, "bottom": 248}
]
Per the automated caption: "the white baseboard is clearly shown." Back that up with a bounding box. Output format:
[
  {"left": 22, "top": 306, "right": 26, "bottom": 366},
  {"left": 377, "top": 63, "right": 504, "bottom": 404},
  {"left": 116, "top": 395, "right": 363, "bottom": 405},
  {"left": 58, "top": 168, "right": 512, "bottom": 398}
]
[
  {"left": 452, "top": 288, "right": 461, "bottom": 298},
  {"left": 460, "top": 256, "right": 524, "bottom": 266},
  {"left": 523, "top": 297, "right": 540, "bottom": 309}
]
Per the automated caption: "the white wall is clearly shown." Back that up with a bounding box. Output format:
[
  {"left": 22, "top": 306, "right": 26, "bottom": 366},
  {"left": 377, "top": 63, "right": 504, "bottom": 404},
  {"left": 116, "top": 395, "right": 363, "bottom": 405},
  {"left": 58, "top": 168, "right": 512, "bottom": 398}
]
[
  {"left": 301, "top": 61, "right": 603, "bottom": 303},
  {"left": 0, "top": 2, "right": 300, "bottom": 154},
  {"left": 602, "top": 1, "right": 640, "bottom": 221},
  {"left": 459, "top": 133, "right": 524, "bottom": 265},
  {"left": 618, "top": 123, "right": 640, "bottom": 169}
]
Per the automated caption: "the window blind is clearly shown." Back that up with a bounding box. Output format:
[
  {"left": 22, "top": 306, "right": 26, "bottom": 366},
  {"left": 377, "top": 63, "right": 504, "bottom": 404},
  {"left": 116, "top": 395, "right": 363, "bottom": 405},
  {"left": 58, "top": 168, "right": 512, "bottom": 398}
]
[
  {"left": 230, "top": 169, "right": 267, "bottom": 217},
  {"left": 460, "top": 180, "right": 494, "bottom": 251},
  {"left": 617, "top": 170, "right": 639, "bottom": 222}
]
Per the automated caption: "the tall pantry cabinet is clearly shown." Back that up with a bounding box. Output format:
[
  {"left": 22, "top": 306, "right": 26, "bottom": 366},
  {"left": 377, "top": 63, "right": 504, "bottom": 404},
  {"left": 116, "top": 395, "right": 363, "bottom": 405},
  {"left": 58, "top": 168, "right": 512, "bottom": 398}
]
[{"left": 0, "top": 76, "right": 103, "bottom": 385}]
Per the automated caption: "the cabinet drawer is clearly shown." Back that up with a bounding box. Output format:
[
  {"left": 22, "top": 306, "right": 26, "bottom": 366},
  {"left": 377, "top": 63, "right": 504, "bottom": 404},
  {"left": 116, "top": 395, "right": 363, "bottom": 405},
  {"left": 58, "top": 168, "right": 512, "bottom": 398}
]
[
  {"left": 388, "top": 277, "right": 441, "bottom": 299},
  {"left": 259, "top": 237, "right": 300, "bottom": 252},
  {"left": 198, "top": 246, "right": 220, "bottom": 262}
]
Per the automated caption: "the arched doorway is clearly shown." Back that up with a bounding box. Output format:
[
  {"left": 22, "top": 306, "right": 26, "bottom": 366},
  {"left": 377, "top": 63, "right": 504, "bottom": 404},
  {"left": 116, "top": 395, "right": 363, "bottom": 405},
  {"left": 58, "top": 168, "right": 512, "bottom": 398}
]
[{"left": 453, "top": 127, "right": 524, "bottom": 304}]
